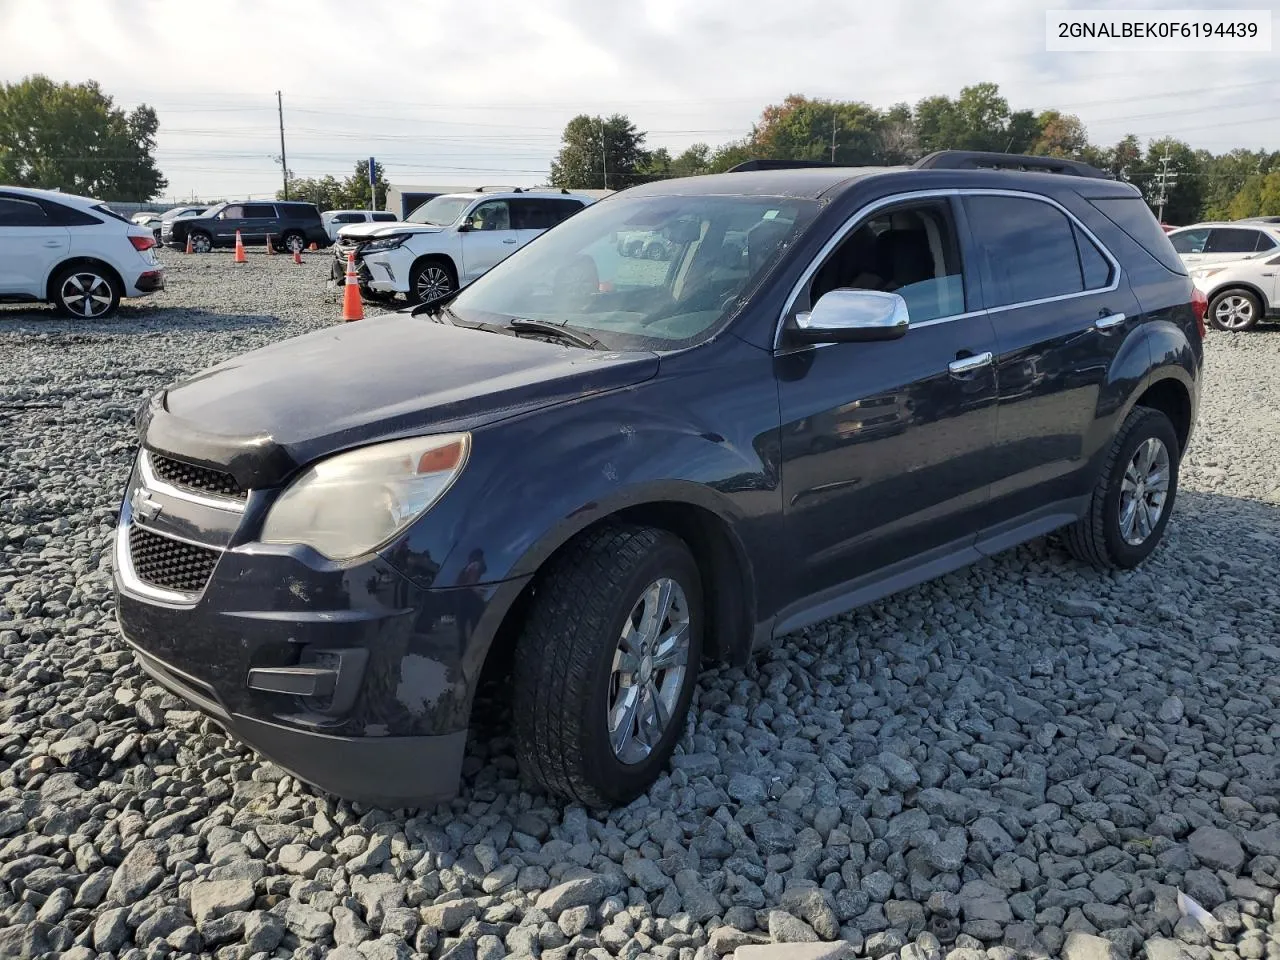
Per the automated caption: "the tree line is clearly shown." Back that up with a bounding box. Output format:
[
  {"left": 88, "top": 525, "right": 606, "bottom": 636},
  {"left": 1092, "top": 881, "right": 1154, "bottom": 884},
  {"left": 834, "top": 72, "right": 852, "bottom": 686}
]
[{"left": 548, "top": 83, "right": 1280, "bottom": 225}]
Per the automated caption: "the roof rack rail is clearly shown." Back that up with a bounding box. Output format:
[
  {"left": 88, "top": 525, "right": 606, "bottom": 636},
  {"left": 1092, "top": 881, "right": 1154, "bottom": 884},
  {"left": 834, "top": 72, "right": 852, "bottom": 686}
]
[
  {"left": 727, "top": 159, "right": 840, "bottom": 173},
  {"left": 913, "top": 150, "right": 1114, "bottom": 180},
  {"left": 473, "top": 185, "right": 519, "bottom": 193}
]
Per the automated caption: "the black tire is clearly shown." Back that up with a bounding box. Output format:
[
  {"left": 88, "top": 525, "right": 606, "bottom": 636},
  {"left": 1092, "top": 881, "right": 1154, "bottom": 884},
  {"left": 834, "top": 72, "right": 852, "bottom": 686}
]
[
  {"left": 281, "top": 231, "right": 306, "bottom": 255},
  {"left": 361, "top": 288, "right": 397, "bottom": 304},
  {"left": 1207, "top": 288, "right": 1262, "bottom": 331},
  {"left": 512, "top": 525, "right": 703, "bottom": 808},
  {"left": 189, "top": 231, "right": 213, "bottom": 254},
  {"left": 1062, "top": 406, "right": 1180, "bottom": 570},
  {"left": 52, "top": 263, "right": 120, "bottom": 319},
  {"left": 407, "top": 258, "right": 457, "bottom": 306}
]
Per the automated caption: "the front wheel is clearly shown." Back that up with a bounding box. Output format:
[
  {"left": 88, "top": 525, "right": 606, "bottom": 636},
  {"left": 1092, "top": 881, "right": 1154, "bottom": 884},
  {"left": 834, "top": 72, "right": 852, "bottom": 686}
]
[
  {"left": 189, "top": 232, "right": 213, "bottom": 254},
  {"left": 512, "top": 525, "right": 703, "bottom": 808},
  {"left": 1061, "top": 406, "right": 1180, "bottom": 569},
  {"left": 1208, "top": 288, "right": 1261, "bottom": 331},
  {"left": 53, "top": 264, "right": 120, "bottom": 319},
  {"left": 281, "top": 231, "right": 306, "bottom": 255},
  {"left": 408, "top": 259, "right": 457, "bottom": 306}
]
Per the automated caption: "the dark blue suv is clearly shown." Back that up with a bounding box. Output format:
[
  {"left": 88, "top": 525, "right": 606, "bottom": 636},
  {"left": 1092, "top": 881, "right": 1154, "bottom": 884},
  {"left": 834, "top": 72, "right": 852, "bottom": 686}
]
[{"left": 114, "top": 152, "right": 1205, "bottom": 808}]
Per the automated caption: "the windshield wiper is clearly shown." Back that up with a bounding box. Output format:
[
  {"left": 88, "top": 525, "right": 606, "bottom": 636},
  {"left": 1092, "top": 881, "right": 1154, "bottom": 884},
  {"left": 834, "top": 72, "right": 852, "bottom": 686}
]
[
  {"left": 508, "top": 318, "right": 608, "bottom": 350},
  {"left": 413, "top": 302, "right": 513, "bottom": 337}
]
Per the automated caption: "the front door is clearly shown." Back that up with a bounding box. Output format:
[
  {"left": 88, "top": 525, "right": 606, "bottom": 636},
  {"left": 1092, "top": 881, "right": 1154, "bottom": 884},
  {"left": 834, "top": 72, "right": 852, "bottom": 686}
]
[
  {"left": 776, "top": 197, "right": 1000, "bottom": 620},
  {"left": 214, "top": 205, "right": 246, "bottom": 244},
  {"left": 460, "top": 200, "right": 519, "bottom": 281},
  {"left": 961, "top": 192, "right": 1143, "bottom": 530},
  {"left": 0, "top": 195, "right": 69, "bottom": 297}
]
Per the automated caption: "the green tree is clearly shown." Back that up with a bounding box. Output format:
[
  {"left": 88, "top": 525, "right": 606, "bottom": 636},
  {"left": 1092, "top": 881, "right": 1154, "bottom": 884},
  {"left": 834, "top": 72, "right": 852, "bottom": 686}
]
[
  {"left": 549, "top": 114, "right": 649, "bottom": 190},
  {"left": 707, "top": 140, "right": 754, "bottom": 173},
  {"left": 1227, "top": 170, "right": 1280, "bottom": 219},
  {"left": 0, "top": 75, "right": 166, "bottom": 200},
  {"left": 278, "top": 160, "right": 389, "bottom": 210},
  {"left": 1141, "top": 138, "right": 1203, "bottom": 225},
  {"left": 1031, "top": 110, "right": 1090, "bottom": 158},
  {"left": 913, "top": 83, "right": 1035, "bottom": 154},
  {"left": 749, "top": 95, "right": 887, "bottom": 166},
  {"left": 670, "top": 143, "right": 711, "bottom": 177},
  {"left": 1202, "top": 149, "right": 1274, "bottom": 220}
]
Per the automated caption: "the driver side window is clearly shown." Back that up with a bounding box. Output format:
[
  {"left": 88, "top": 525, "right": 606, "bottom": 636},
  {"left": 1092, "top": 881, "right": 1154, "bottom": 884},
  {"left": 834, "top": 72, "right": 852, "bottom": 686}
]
[
  {"left": 469, "top": 200, "right": 510, "bottom": 231},
  {"left": 220, "top": 205, "right": 244, "bottom": 219},
  {"left": 806, "top": 201, "right": 966, "bottom": 324}
]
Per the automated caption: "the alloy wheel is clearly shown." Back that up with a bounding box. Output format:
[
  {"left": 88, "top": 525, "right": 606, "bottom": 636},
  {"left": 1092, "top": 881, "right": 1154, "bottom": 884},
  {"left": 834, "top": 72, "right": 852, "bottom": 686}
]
[
  {"left": 60, "top": 272, "right": 113, "bottom": 318},
  {"left": 416, "top": 266, "right": 453, "bottom": 302},
  {"left": 607, "top": 577, "right": 691, "bottom": 765},
  {"left": 191, "top": 234, "right": 212, "bottom": 253},
  {"left": 1118, "top": 436, "right": 1171, "bottom": 546},
  {"left": 1214, "top": 295, "right": 1254, "bottom": 330}
]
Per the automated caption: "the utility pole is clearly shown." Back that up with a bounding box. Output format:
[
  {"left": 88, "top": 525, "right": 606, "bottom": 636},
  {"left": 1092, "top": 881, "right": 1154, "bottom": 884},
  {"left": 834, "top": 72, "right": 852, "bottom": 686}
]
[
  {"left": 600, "top": 118, "right": 608, "bottom": 190},
  {"left": 276, "top": 91, "right": 288, "bottom": 200},
  {"left": 830, "top": 119, "right": 839, "bottom": 163},
  {"left": 1154, "top": 147, "right": 1176, "bottom": 223}
]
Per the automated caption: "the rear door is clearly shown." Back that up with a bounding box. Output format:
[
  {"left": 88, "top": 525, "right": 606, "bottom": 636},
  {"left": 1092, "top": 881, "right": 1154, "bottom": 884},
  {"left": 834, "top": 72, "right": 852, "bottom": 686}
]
[
  {"left": 962, "top": 191, "right": 1141, "bottom": 535},
  {"left": 459, "top": 199, "right": 519, "bottom": 280},
  {"left": 241, "top": 203, "right": 279, "bottom": 244},
  {"left": 0, "top": 195, "right": 70, "bottom": 297}
]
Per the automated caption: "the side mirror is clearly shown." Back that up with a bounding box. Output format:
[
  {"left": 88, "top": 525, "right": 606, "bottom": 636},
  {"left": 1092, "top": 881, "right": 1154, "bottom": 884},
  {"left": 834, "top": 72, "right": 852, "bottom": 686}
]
[
  {"left": 457, "top": 218, "right": 473, "bottom": 233},
  {"left": 788, "top": 289, "right": 910, "bottom": 345}
]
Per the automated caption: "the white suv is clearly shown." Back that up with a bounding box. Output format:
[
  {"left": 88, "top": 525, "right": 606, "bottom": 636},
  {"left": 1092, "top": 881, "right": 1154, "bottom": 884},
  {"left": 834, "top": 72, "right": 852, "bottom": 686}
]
[
  {"left": 329, "top": 189, "right": 592, "bottom": 303},
  {"left": 1168, "top": 221, "right": 1280, "bottom": 267},
  {"left": 0, "top": 186, "right": 165, "bottom": 319},
  {"left": 321, "top": 208, "right": 400, "bottom": 242}
]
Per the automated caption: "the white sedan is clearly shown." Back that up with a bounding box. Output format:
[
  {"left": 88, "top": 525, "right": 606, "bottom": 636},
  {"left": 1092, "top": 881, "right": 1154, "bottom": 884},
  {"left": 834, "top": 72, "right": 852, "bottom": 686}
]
[{"left": 1190, "top": 250, "right": 1280, "bottom": 331}]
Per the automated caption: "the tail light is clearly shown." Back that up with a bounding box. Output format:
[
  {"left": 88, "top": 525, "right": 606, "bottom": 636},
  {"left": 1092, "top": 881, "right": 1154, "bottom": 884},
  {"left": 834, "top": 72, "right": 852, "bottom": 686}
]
[
  {"left": 1191, "top": 286, "right": 1208, "bottom": 338},
  {"left": 129, "top": 235, "right": 156, "bottom": 252}
]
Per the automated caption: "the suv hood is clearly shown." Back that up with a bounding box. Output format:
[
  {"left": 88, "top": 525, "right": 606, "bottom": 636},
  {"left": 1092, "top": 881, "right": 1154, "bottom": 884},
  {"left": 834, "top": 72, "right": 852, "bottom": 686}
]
[
  {"left": 143, "top": 315, "right": 659, "bottom": 490},
  {"left": 338, "top": 222, "right": 444, "bottom": 241}
]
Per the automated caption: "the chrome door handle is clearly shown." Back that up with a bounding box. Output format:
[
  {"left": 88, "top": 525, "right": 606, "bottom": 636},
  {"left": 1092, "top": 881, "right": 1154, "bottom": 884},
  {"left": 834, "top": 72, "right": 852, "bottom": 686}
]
[
  {"left": 948, "top": 351, "right": 992, "bottom": 375},
  {"left": 1094, "top": 313, "right": 1126, "bottom": 331},
  {"left": 502, "top": 238, "right": 518, "bottom": 244}
]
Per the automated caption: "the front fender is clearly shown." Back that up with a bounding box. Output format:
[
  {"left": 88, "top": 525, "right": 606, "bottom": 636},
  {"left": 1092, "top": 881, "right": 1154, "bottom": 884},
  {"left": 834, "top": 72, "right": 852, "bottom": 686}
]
[{"left": 380, "top": 345, "right": 784, "bottom": 601}]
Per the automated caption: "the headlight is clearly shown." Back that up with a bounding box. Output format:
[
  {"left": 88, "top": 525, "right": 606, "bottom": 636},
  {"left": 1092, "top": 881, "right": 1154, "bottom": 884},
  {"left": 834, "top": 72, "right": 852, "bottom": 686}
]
[
  {"left": 361, "top": 234, "right": 410, "bottom": 252},
  {"left": 259, "top": 434, "right": 470, "bottom": 560}
]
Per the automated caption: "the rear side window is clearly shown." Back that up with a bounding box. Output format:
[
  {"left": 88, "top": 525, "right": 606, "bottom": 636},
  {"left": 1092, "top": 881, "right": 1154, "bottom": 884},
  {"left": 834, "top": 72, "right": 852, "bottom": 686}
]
[
  {"left": 1169, "top": 229, "right": 1208, "bottom": 254},
  {"left": 1089, "top": 196, "right": 1187, "bottom": 275},
  {"left": 285, "top": 204, "right": 322, "bottom": 224},
  {"left": 963, "top": 195, "right": 1085, "bottom": 307},
  {"left": 549, "top": 199, "right": 585, "bottom": 225},
  {"left": 1257, "top": 232, "right": 1278, "bottom": 251},
  {"left": 91, "top": 203, "right": 131, "bottom": 224},
  {"left": 372, "top": 212, "right": 397, "bottom": 221},
  {"left": 1075, "top": 226, "right": 1113, "bottom": 289},
  {"left": 332, "top": 212, "right": 362, "bottom": 223},
  {"left": 243, "top": 204, "right": 277, "bottom": 219},
  {"left": 0, "top": 197, "right": 52, "bottom": 226},
  {"left": 1206, "top": 228, "right": 1267, "bottom": 253},
  {"left": 511, "top": 199, "right": 551, "bottom": 230}
]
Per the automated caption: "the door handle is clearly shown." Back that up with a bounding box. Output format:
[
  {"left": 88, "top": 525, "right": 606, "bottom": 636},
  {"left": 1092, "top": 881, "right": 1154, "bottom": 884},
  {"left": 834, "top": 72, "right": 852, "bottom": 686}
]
[
  {"left": 948, "top": 351, "right": 992, "bottom": 375},
  {"left": 43, "top": 240, "right": 62, "bottom": 247},
  {"left": 1094, "top": 312, "right": 1126, "bottom": 331},
  {"left": 502, "top": 238, "right": 518, "bottom": 244}
]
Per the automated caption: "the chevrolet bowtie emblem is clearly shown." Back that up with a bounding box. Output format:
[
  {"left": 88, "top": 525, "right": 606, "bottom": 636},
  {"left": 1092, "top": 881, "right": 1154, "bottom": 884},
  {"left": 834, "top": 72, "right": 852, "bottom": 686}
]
[{"left": 131, "top": 488, "right": 163, "bottom": 523}]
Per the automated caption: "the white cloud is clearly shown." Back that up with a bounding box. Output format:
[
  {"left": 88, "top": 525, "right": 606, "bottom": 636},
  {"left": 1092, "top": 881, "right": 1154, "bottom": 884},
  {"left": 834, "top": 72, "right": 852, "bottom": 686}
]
[{"left": 1, "top": 0, "right": 1277, "bottom": 199}]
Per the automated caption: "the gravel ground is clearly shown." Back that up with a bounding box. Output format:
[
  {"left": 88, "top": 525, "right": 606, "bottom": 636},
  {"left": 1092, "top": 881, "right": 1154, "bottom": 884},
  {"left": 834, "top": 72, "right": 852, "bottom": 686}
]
[{"left": 1, "top": 250, "right": 1279, "bottom": 960}]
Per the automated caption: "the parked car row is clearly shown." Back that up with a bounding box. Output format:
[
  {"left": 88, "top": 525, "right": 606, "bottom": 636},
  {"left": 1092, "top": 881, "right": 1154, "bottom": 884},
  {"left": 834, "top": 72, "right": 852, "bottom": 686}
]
[{"left": 162, "top": 201, "right": 330, "bottom": 254}]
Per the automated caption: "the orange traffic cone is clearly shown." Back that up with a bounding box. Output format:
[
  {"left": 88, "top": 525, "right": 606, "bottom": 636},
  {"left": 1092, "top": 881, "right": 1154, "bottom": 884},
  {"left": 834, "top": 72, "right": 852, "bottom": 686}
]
[
  {"left": 265, "top": 233, "right": 275, "bottom": 255},
  {"left": 184, "top": 234, "right": 193, "bottom": 255},
  {"left": 341, "top": 252, "right": 363, "bottom": 321},
  {"left": 233, "top": 230, "right": 247, "bottom": 264},
  {"left": 292, "top": 247, "right": 303, "bottom": 265},
  {"left": 308, "top": 242, "right": 318, "bottom": 251}
]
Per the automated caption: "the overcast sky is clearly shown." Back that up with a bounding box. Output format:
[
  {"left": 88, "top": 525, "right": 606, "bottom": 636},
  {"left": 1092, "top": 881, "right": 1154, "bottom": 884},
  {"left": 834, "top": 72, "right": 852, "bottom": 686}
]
[{"left": 1, "top": 0, "right": 1277, "bottom": 201}]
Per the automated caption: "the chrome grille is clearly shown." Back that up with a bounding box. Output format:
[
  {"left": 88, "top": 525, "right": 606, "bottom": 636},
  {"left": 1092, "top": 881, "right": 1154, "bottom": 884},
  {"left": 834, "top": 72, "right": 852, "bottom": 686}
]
[
  {"left": 148, "top": 453, "right": 245, "bottom": 500},
  {"left": 128, "top": 526, "right": 219, "bottom": 594}
]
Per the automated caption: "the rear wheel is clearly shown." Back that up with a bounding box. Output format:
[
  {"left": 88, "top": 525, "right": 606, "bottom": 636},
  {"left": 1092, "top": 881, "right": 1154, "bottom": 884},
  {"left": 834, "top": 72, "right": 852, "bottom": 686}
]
[
  {"left": 408, "top": 259, "right": 457, "bottom": 306},
  {"left": 189, "top": 231, "right": 213, "bottom": 254},
  {"left": 1062, "top": 406, "right": 1180, "bottom": 569},
  {"left": 512, "top": 525, "right": 703, "bottom": 807},
  {"left": 1208, "top": 288, "right": 1261, "bottom": 331},
  {"left": 53, "top": 264, "right": 120, "bottom": 319}
]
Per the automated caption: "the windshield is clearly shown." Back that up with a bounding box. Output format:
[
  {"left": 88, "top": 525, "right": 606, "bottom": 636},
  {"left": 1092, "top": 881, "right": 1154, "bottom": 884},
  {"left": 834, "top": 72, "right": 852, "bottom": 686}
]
[
  {"left": 449, "top": 194, "right": 816, "bottom": 348},
  {"left": 408, "top": 196, "right": 471, "bottom": 226}
]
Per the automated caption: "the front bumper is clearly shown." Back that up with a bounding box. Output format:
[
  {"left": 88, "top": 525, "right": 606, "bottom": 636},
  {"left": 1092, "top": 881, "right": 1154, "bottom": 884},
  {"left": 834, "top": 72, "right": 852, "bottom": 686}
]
[
  {"left": 112, "top": 454, "right": 529, "bottom": 806},
  {"left": 330, "top": 246, "right": 407, "bottom": 294}
]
